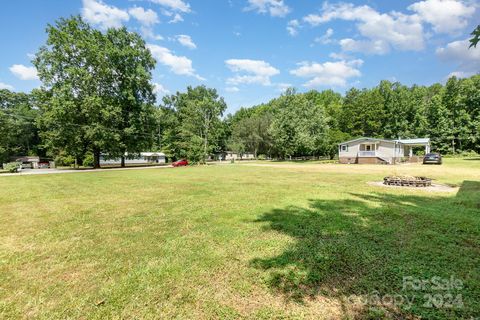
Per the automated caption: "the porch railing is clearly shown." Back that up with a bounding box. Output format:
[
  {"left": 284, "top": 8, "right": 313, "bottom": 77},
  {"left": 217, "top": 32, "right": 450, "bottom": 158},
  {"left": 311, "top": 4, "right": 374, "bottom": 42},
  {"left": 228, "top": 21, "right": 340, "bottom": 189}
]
[{"left": 358, "top": 151, "right": 377, "bottom": 157}]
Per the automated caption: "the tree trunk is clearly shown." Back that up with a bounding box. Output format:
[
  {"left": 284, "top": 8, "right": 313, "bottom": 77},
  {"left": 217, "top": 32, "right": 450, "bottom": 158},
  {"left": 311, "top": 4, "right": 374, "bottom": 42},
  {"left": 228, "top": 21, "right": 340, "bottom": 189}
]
[
  {"left": 93, "top": 149, "right": 101, "bottom": 169},
  {"left": 204, "top": 136, "right": 208, "bottom": 164},
  {"left": 121, "top": 156, "right": 125, "bottom": 168}
]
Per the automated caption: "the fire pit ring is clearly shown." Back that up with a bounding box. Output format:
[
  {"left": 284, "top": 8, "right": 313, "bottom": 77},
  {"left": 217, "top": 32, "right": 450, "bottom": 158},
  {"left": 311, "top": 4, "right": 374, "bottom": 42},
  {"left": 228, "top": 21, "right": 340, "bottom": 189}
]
[{"left": 383, "top": 176, "right": 432, "bottom": 187}]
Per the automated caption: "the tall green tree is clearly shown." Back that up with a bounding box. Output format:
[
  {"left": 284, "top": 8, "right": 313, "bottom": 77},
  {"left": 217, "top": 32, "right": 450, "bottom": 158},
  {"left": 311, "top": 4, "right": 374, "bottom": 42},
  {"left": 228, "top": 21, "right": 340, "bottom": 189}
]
[
  {"left": 270, "top": 89, "right": 328, "bottom": 158},
  {"left": 34, "top": 16, "right": 156, "bottom": 168},
  {"left": 153, "top": 105, "right": 180, "bottom": 161},
  {"left": 341, "top": 87, "right": 385, "bottom": 137},
  {"left": 103, "top": 27, "right": 157, "bottom": 167},
  {"left": 458, "top": 75, "right": 480, "bottom": 152},
  {"left": 469, "top": 25, "right": 480, "bottom": 48},
  {"left": 228, "top": 113, "right": 272, "bottom": 158},
  {"left": 304, "top": 89, "right": 345, "bottom": 158},
  {"left": 163, "top": 86, "right": 227, "bottom": 163},
  {"left": 0, "top": 90, "right": 40, "bottom": 163}
]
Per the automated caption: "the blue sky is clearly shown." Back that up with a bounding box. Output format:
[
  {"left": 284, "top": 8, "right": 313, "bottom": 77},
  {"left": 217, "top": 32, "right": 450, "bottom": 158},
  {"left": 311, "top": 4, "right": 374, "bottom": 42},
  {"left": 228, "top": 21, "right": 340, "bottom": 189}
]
[{"left": 0, "top": 0, "right": 479, "bottom": 114}]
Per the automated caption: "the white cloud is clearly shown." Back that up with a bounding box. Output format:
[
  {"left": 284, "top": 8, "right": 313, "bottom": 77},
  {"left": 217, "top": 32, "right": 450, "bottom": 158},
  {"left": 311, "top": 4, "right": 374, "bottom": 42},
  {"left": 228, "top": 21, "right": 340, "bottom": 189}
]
[
  {"left": 225, "top": 59, "right": 280, "bottom": 86},
  {"left": 169, "top": 13, "right": 184, "bottom": 23},
  {"left": 245, "top": 0, "right": 290, "bottom": 17},
  {"left": 436, "top": 39, "right": 480, "bottom": 78},
  {"left": 81, "top": 0, "right": 129, "bottom": 29},
  {"left": 225, "top": 86, "right": 240, "bottom": 92},
  {"left": 314, "top": 28, "right": 334, "bottom": 44},
  {"left": 176, "top": 34, "right": 196, "bottom": 49},
  {"left": 140, "top": 26, "right": 163, "bottom": 40},
  {"left": 290, "top": 59, "right": 363, "bottom": 87},
  {"left": 447, "top": 71, "right": 476, "bottom": 78},
  {"left": 153, "top": 82, "right": 170, "bottom": 95},
  {"left": 147, "top": 44, "right": 204, "bottom": 80},
  {"left": 408, "top": 0, "right": 475, "bottom": 34},
  {"left": 329, "top": 52, "right": 352, "bottom": 60},
  {"left": 128, "top": 7, "right": 159, "bottom": 26},
  {"left": 303, "top": 2, "right": 425, "bottom": 54},
  {"left": 339, "top": 38, "right": 390, "bottom": 55},
  {"left": 287, "top": 19, "right": 300, "bottom": 36},
  {"left": 9, "top": 64, "right": 38, "bottom": 80},
  {"left": 0, "top": 82, "right": 14, "bottom": 90},
  {"left": 149, "top": 0, "right": 191, "bottom": 13}
]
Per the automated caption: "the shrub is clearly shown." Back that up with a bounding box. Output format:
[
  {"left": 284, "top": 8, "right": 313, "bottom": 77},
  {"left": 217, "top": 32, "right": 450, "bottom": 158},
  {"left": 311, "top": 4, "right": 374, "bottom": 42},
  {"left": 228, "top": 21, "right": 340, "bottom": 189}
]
[
  {"left": 460, "top": 150, "right": 479, "bottom": 158},
  {"left": 55, "top": 153, "right": 75, "bottom": 167},
  {"left": 3, "top": 162, "right": 21, "bottom": 173},
  {"left": 83, "top": 153, "right": 94, "bottom": 167},
  {"left": 443, "top": 151, "right": 479, "bottom": 158}
]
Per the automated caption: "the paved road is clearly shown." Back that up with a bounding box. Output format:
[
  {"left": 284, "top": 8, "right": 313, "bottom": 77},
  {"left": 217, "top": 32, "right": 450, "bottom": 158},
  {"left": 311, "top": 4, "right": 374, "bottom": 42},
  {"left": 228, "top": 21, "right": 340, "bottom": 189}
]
[{"left": 0, "top": 165, "right": 174, "bottom": 177}]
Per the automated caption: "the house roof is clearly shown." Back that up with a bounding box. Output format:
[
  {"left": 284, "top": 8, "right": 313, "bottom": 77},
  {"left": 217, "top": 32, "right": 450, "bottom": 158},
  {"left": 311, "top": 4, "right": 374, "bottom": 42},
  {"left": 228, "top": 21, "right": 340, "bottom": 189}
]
[
  {"left": 395, "top": 138, "right": 430, "bottom": 145},
  {"left": 339, "top": 137, "right": 430, "bottom": 145},
  {"left": 338, "top": 137, "right": 394, "bottom": 145},
  {"left": 141, "top": 152, "right": 165, "bottom": 156},
  {"left": 15, "top": 156, "right": 40, "bottom": 162}
]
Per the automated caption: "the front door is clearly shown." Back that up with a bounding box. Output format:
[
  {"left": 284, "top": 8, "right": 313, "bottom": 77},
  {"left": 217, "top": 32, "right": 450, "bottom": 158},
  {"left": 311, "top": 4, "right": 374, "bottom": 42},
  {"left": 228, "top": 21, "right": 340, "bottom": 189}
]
[{"left": 361, "top": 144, "right": 374, "bottom": 151}]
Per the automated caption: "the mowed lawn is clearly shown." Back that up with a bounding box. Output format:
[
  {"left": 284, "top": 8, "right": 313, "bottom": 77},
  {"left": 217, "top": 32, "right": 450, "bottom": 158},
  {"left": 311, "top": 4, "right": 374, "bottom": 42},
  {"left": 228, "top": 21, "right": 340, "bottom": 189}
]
[{"left": 0, "top": 159, "right": 479, "bottom": 319}]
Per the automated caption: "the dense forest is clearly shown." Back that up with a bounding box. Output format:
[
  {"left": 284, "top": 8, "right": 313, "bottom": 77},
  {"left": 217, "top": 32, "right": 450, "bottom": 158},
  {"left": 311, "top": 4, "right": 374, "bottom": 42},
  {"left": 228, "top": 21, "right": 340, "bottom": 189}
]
[{"left": 1, "top": 16, "right": 479, "bottom": 166}]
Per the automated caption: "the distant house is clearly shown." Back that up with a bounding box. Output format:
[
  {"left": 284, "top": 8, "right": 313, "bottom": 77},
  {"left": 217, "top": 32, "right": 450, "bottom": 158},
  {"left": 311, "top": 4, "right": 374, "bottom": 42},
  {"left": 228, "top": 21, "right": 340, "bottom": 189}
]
[
  {"left": 338, "top": 137, "right": 431, "bottom": 164},
  {"left": 216, "top": 151, "right": 255, "bottom": 161},
  {"left": 100, "top": 152, "right": 166, "bottom": 165},
  {"left": 14, "top": 156, "right": 40, "bottom": 169}
]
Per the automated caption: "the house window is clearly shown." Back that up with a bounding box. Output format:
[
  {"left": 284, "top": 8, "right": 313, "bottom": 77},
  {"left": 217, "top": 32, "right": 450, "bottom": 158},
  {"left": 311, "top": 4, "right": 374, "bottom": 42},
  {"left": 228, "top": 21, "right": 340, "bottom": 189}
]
[{"left": 341, "top": 145, "right": 348, "bottom": 152}]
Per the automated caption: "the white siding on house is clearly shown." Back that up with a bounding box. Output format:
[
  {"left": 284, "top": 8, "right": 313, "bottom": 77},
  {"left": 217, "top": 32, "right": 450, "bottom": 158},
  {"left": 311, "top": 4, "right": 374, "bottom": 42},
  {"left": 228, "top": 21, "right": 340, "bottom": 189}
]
[
  {"left": 339, "top": 141, "right": 361, "bottom": 157},
  {"left": 339, "top": 137, "right": 429, "bottom": 164},
  {"left": 223, "top": 152, "right": 255, "bottom": 160},
  {"left": 339, "top": 138, "right": 402, "bottom": 164},
  {"left": 377, "top": 141, "right": 394, "bottom": 158},
  {"left": 100, "top": 152, "right": 166, "bottom": 165}
]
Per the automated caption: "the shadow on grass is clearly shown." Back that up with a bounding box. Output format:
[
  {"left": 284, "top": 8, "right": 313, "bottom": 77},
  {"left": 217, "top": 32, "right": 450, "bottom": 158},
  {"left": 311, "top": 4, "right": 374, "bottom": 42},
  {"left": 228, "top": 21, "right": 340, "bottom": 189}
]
[{"left": 251, "top": 181, "right": 480, "bottom": 319}]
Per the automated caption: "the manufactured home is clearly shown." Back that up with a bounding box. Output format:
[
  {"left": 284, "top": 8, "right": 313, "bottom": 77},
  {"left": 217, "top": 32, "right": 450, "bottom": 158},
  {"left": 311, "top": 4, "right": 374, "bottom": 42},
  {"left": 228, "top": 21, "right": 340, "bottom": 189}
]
[
  {"left": 338, "top": 137, "right": 431, "bottom": 164},
  {"left": 100, "top": 152, "right": 166, "bottom": 165},
  {"left": 215, "top": 151, "right": 255, "bottom": 161}
]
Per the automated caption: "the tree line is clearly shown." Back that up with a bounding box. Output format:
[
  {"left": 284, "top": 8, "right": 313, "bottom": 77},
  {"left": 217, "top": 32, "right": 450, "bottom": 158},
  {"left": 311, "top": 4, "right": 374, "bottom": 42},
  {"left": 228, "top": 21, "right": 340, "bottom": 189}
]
[
  {"left": 226, "top": 76, "right": 480, "bottom": 159},
  {"left": 1, "top": 16, "right": 479, "bottom": 167}
]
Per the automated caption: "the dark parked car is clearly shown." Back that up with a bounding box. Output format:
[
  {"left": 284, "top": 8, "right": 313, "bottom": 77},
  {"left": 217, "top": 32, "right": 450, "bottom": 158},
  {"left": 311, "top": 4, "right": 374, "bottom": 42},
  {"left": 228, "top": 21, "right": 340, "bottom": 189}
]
[
  {"left": 423, "top": 153, "right": 442, "bottom": 165},
  {"left": 172, "top": 159, "right": 189, "bottom": 167}
]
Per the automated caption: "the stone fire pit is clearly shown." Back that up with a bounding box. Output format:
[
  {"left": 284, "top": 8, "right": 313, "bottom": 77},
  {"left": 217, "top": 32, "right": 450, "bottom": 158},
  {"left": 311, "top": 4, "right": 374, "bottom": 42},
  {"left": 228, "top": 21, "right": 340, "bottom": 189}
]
[{"left": 383, "top": 176, "right": 432, "bottom": 187}]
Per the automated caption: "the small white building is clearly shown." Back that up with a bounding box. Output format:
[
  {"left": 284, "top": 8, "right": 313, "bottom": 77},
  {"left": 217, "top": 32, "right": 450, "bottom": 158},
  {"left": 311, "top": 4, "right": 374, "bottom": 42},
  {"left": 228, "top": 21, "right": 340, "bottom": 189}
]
[
  {"left": 15, "top": 156, "right": 40, "bottom": 169},
  {"left": 218, "top": 151, "right": 255, "bottom": 161},
  {"left": 338, "top": 137, "right": 431, "bottom": 164},
  {"left": 100, "top": 152, "right": 166, "bottom": 165}
]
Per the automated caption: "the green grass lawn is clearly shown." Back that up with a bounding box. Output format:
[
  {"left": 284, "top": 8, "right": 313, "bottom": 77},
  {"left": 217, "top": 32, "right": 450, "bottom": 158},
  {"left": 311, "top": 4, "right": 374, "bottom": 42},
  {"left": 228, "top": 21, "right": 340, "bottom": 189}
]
[{"left": 0, "top": 159, "right": 479, "bottom": 319}]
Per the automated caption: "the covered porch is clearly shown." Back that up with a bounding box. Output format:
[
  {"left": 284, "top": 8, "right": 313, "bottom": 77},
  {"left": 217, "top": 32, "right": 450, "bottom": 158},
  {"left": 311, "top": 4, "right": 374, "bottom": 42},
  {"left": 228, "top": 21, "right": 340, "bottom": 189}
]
[
  {"left": 357, "top": 141, "right": 380, "bottom": 157},
  {"left": 397, "top": 138, "right": 431, "bottom": 158}
]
